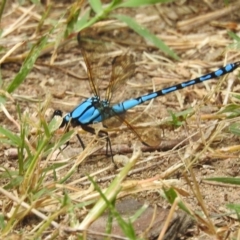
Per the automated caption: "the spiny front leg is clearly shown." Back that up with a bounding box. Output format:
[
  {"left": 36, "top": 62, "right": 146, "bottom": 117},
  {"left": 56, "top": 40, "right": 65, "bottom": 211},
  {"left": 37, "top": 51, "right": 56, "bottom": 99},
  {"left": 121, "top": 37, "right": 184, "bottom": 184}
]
[{"left": 81, "top": 125, "right": 115, "bottom": 167}]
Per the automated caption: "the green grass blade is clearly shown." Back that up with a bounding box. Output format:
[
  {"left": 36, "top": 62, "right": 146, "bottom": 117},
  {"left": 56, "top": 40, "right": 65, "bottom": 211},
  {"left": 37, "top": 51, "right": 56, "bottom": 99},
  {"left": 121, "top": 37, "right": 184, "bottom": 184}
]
[
  {"left": 89, "top": 0, "right": 103, "bottom": 14},
  {"left": 54, "top": 130, "right": 74, "bottom": 150},
  {"left": 35, "top": 4, "right": 51, "bottom": 35},
  {"left": 114, "top": 14, "right": 179, "bottom": 60},
  {"left": 226, "top": 203, "right": 240, "bottom": 219},
  {"left": 41, "top": 115, "right": 51, "bottom": 138},
  {"left": 3, "top": 175, "right": 23, "bottom": 189},
  {"left": 75, "top": 0, "right": 119, "bottom": 32},
  {"left": 18, "top": 124, "right": 26, "bottom": 175},
  {"left": 88, "top": 176, "right": 137, "bottom": 239},
  {"left": 0, "top": 68, "right": 2, "bottom": 89},
  {"left": 0, "top": 126, "right": 22, "bottom": 146},
  {"left": 0, "top": 0, "right": 7, "bottom": 23},
  {"left": 79, "top": 147, "right": 141, "bottom": 229},
  {"left": 75, "top": 9, "right": 90, "bottom": 31},
  {"left": 118, "top": 0, "right": 175, "bottom": 8},
  {"left": 130, "top": 204, "right": 148, "bottom": 222},
  {"left": 205, "top": 177, "right": 240, "bottom": 185},
  {"left": 6, "top": 35, "right": 48, "bottom": 93},
  {"left": 229, "top": 123, "right": 240, "bottom": 136},
  {"left": 228, "top": 31, "right": 240, "bottom": 41},
  {"left": 75, "top": 10, "right": 103, "bottom": 32},
  {"left": 64, "top": 3, "right": 81, "bottom": 38},
  {"left": 164, "top": 187, "right": 192, "bottom": 215},
  {"left": 22, "top": 135, "right": 51, "bottom": 189},
  {"left": 0, "top": 214, "right": 5, "bottom": 230}
]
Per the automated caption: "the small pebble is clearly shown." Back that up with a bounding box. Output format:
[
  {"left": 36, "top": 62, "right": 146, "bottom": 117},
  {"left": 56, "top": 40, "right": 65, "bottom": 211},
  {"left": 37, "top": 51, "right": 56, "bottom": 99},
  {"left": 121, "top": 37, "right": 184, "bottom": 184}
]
[
  {"left": 47, "top": 77, "right": 55, "bottom": 86},
  {"left": 113, "top": 154, "right": 129, "bottom": 167},
  {"left": 5, "top": 148, "right": 18, "bottom": 160}
]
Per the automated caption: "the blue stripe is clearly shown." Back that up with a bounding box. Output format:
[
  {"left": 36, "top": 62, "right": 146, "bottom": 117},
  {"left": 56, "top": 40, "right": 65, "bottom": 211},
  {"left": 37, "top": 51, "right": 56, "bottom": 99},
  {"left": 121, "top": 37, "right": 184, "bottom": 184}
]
[
  {"left": 64, "top": 113, "right": 71, "bottom": 122},
  {"left": 78, "top": 106, "right": 102, "bottom": 124},
  {"left": 214, "top": 69, "right": 224, "bottom": 77},
  {"left": 78, "top": 106, "right": 96, "bottom": 121},
  {"left": 199, "top": 74, "right": 211, "bottom": 81},
  {"left": 71, "top": 101, "right": 91, "bottom": 118},
  {"left": 112, "top": 99, "right": 141, "bottom": 113},
  {"left": 112, "top": 104, "right": 124, "bottom": 113},
  {"left": 162, "top": 86, "right": 177, "bottom": 94},
  {"left": 141, "top": 92, "right": 158, "bottom": 102},
  {"left": 181, "top": 80, "right": 196, "bottom": 87},
  {"left": 225, "top": 63, "right": 233, "bottom": 72},
  {"left": 91, "top": 110, "right": 103, "bottom": 123}
]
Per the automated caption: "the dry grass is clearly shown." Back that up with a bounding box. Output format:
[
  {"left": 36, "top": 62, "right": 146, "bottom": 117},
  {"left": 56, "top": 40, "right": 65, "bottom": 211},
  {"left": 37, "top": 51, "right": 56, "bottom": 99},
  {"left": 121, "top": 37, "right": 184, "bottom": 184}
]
[{"left": 1, "top": 1, "right": 240, "bottom": 239}]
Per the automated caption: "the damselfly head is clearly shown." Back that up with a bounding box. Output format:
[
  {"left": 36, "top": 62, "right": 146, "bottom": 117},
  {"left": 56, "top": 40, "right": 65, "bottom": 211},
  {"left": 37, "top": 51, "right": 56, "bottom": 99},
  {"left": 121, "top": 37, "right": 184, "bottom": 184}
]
[
  {"left": 52, "top": 109, "right": 67, "bottom": 128},
  {"left": 53, "top": 109, "right": 63, "bottom": 117}
]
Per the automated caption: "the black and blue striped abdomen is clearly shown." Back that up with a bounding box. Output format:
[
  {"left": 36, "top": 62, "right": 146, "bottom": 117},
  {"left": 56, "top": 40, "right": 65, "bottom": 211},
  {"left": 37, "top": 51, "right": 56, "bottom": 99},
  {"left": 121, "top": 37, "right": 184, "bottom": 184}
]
[
  {"left": 112, "top": 62, "right": 240, "bottom": 112},
  {"left": 63, "top": 62, "right": 240, "bottom": 126}
]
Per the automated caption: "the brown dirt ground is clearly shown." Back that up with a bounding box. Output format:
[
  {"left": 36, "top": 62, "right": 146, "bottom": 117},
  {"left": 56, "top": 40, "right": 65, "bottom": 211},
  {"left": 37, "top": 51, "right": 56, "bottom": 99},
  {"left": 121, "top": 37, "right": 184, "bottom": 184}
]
[{"left": 1, "top": 0, "right": 240, "bottom": 239}]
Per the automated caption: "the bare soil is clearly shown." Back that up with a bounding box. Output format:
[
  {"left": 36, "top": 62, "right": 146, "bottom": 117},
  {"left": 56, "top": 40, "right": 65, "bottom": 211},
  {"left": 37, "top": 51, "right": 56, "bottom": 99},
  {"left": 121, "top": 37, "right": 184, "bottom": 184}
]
[{"left": 1, "top": 1, "right": 240, "bottom": 239}]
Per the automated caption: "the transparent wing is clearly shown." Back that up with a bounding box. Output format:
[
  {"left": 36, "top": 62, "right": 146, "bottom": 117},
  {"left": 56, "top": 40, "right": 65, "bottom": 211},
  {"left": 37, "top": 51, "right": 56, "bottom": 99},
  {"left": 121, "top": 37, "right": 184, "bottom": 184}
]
[
  {"left": 104, "top": 53, "right": 162, "bottom": 146},
  {"left": 77, "top": 32, "right": 114, "bottom": 98},
  {"left": 105, "top": 54, "right": 136, "bottom": 103},
  {"left": 77, "top": 31, "right": 162, "bottom": 146},
  {"left": 102, "top": 53, "right": 136, "bottom": 130},
  {"left": 124, "top": 110, "right": 163, "bottom": 146},
  {"left": 104, "top": 109, "right": 163, "bottom": 147}
]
